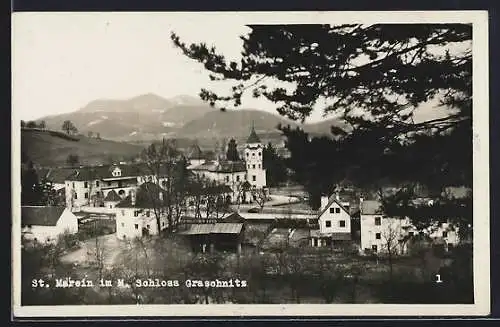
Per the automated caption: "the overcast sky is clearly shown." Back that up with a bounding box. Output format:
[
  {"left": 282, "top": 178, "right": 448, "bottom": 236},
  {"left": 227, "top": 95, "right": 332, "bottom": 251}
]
[{"left": 12, "top": 12, "right": 473, "bottom": 123}]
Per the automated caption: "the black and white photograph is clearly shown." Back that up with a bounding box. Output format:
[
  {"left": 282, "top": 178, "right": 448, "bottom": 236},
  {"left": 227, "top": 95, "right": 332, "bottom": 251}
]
[{"left": 12, "top": 11, "right": 489, "bottom": 317}]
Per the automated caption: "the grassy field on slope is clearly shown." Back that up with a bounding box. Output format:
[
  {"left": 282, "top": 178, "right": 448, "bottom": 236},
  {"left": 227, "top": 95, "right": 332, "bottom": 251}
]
[{"left": 21, "top": 129, "right": 144, "bottom": 167}]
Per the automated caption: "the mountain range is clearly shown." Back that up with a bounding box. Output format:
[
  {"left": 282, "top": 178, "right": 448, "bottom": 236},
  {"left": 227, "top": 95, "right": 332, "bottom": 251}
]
[{"left": 35, "top": 94, "right": 344, "bottom": 143}]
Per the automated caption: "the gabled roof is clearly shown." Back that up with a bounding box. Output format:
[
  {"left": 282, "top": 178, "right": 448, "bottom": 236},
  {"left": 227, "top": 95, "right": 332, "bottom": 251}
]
[
  {"left": 22, "top": 206, "right": 66, "bottom": 226},
  {"left": 186, "top": 143, "right": 204, "bottom": 159},
  {"left": 191, "top": 160, "right": 246, "bottom": 173},
  {"left": 317, "top": 194, "right": 351, "bottom": 218},
  {"left": 178, "top": 223, "right": 243, "bottom": 235},
  {"left": 223, "top": 212, "right": 246, "bottom": 223},
  {"left": 36, "top": 167, "right": 75, "bottom": 184},
  {"left": 246, "top": 125, "right": 261, "bottom": 144},
  {"left": 104, "top": 189, "right": 121, "bottom": 202}
]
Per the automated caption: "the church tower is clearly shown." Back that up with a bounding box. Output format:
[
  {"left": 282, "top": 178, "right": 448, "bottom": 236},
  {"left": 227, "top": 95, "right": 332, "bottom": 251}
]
[{"left": 244, "top": 122, "right": 267, "bottom": 188}]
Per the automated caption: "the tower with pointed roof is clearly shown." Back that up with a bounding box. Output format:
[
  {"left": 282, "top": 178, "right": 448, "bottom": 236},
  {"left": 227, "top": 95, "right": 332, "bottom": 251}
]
[{"left": 244, "top": 122, "right": 267, "bottom": 188}]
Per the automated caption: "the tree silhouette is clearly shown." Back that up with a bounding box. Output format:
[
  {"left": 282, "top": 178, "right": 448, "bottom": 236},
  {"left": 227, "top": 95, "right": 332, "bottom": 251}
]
[
  {"left": 62, "top": 120, "right": 78, "bottom": 135},
  {"left": 66, "top": 154, "right": 80, "bottom": 167},
  {"left": 262, "top": 142, "right": 287, "bottom": 187},
  {"left": 171, "top": 24, "right": 472, "bottom": 229},
  {"left": 26, "top": 121, "right": 37, "bottom": 128},
  {"left": 226, "top": 138, "right": 240, "bottom": 161}
]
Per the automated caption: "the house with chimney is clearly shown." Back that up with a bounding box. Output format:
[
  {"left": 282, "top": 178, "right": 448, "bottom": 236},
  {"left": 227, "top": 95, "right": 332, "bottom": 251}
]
[
  {"left": 64, "top": 163, "right": 171, "bottom": 211},
  {"left": 309, "top": 193, "right": 352, "bottom": 248}
]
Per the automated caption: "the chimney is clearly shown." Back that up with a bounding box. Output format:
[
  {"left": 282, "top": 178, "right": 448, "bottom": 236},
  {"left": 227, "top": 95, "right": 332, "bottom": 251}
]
[
  {"left": 335, "top": 193, "right": 340, "bottom": 201},
  {"left": 320, "top": 195, "right": 329, "bottom": 210},
  {"left": 131, "top": 190, "right": 136, "bottom": 206},
  {"left": 159, "top": 192, "right": 163, "bottom": 201}
]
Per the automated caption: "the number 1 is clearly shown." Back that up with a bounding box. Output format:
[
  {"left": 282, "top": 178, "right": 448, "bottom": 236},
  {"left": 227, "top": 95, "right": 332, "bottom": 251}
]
[{"left": 436, "top": 274, "right": 443, "bottom": 283}]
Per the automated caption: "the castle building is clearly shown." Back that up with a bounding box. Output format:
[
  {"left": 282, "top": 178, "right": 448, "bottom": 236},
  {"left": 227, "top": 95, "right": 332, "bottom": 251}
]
[
  {"left": 188, "top": 124, "right": 267, "bottom": 203},
  {"left": 243, "top": 124, "right": 267, "bottom": 189}
]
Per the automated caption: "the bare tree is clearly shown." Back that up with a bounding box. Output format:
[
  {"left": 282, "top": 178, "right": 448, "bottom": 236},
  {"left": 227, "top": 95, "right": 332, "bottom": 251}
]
[
  {"left": 251, "top": 187, "right": 268, "bottom": 212},
  {"left": 381, "top": 220, "right": 405, "bottom": 282}
]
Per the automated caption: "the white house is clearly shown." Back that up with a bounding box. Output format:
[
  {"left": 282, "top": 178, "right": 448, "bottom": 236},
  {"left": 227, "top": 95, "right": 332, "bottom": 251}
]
[
  {"left": 360, "top": 199, "right": 461, "bottom": 256},
  {"left": 310, "top": 193, "right": 352, "bottom": 247},
  {"left": 114, "top": 183, "right": 169, "bottom": 240},
  {"left": 21, "top": 206, "right": 79, "bottom": 243}
]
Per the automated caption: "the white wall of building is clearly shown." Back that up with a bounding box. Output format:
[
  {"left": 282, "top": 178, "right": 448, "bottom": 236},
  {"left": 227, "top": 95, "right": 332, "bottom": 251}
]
[
  {"left": 318, "top": 197, "right": 351, "bottom": 235},
  {"left": 115, "top": 208, "right": 168, "bottom": 240},
  {"left": 360, "top": 213, "right": 461, "bottom": 255},
  {"left": 244, "top": 143, "right": 266, "bottom": 188},
  {"left": 22, "top": 208, "right": 78, "bottom": 243}
]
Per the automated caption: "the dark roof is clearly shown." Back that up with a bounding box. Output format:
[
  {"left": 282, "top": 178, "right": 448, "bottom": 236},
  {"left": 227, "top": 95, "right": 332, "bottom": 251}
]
[
  {"left": 115, "top": 182, "right": 166, "bottom": 208},
  {"left": 246, "top": 126, "right": 261, "bottom": 144},
  {"left": 191, "top": 160, "right": 246, "bottom": 173},
  {"left": 36, "top": 167, "right": 75, "bottom": 183},
  {"left": 223, "top": 212, "right": 246, "bottom": 223},
  {"left": 317, "top": 194, "right": 351, "bottom": 218},
  {"left": 360, "top": 200, "right": 384, "bottom": 215},
  {"left": 178, "top": 223, "right": 243, "bottom": 235},
  {"left": 65, "top": 163, "right": 176, "bottom": 181},
  {"left": 104, "top": 189, "right": 121, "bottom": 202},
  {"left": 186, "top": 144, "right": 204, "bottom": 159},
  {"left": 22, "top": 206, "right": 66, "bottom": 226}
]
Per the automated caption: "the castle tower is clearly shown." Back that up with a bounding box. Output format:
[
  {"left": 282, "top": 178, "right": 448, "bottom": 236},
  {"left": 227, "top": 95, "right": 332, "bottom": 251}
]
[{"left": 244, "top": 122, "right": 267, "bottom": 188}]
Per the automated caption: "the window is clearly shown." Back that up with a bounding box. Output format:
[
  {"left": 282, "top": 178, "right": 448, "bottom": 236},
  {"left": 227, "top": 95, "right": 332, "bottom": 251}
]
[
  {"left": 246, "top": 153, "right": 249, "bottom": 157},
  {"left": 189, "top": 200, "right": 194, "bottom": 206},
  {"left": 339, "top": 220, "right": 346, "bottom": 227},
  {"left": 84, "top": 182, "right": 88, "bottom": 188},
  {"left": 225, "top": 176, "right": 229, "bottom": 182},
  {"left": 146, "top": 211, "right": 150, "bottom": 217},
  {"left": 325, "top": 221, "right": 331, "bottom": 228},
  {"left": 252, "top": 153, "right": 255, "bottom": 156},
  {"left": 372, "top": 245, "right": 378, "bottom": 252},
  {"left": 329, "top": 208, "right": 335, "bottom": 214},
  {"left": 107, "top": 181, "right": 112, "bottom": 186},
  {"left": 121, "top": 210, "right": 125, "bottom": 216},
  {"left": 134, "top": 224, "right": 139, "bottom": 230},
  {"left": 118, "top": 181, "right": 123, "bottom": 188},
  {"left": 134, "top": 211, "right": 139, "bottom": 217},
  {"left": 252, "top": 175, "right": 256, "bottom": 181},
  {"left": 375, "top": 217, "right": 381, "bottom": 226},
  {"left": 74, "top": 193, "right": 78, "bottom": 199},
  {"left": 313, "top": 238, "right": 318, "bottom": 247},
  {"left": 201, "top": 199, "right": 206, "bottom": 205},
  {"left": 409, "top": 232, "right": 414, "bottom": 237},
  {"left": 258, "top": 164, "right": 261, "bottom": 169},
  {"left": 146, "top": 225, "right": 150, "bottom": 229},
  {"left": 247, "top": 165, "right": 250, "bottom": 169},
  {"left": 442, "top": 231, "right": 448, "bottom": 238},
  {"left": 375, "top": 233, "right": 381, "bottom": 240},
  {"left": 121, "top": 222, "right": 125, "bottom": 227},
  {"left": 335, "top": 208, "right": 340, "bottom": 213},
  {"left": 162, "top": 222, "right": 165, "bottom": 227},
  {"left": 84, "top": 192, "right": 89, "bottom": 199},
  {"left": 258, "top": 152, "right": 261, "bottom": 156},
  {"left": 96, "top": 181, "right": 100, "bottom": 187},
  {"left": 252, "top": 164, "right": 256, "bottom": 169},
  {"left": 236, "top": 175, "right": 240, "bottom": 182}
]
